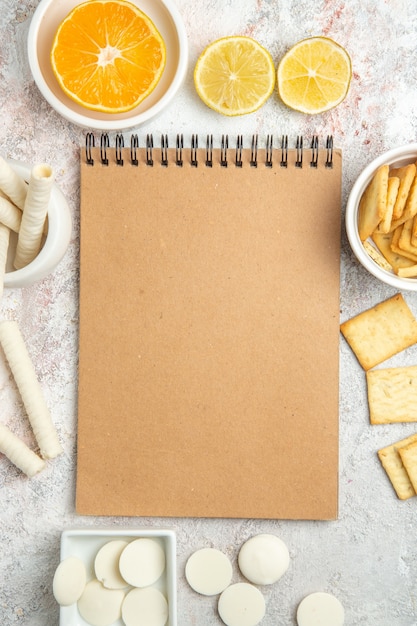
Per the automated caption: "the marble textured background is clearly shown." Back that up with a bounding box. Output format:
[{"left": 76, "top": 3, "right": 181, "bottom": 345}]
[{"left": 1, "top": 0, "right": 417, "bottom": 624}]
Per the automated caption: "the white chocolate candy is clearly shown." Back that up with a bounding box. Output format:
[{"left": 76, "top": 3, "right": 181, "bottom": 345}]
[
  {"left": 185, "top": 548, "right": 232, "bottom": 595},
  {"left": 119, "top": 538, "right": 166, "bottom": 588},
  {"left": 297, "top": 592, "right": 345, "bottom": 626},
  {"left": 52, "top": 556, "right": 87, "bottom": 606},
  {"left": 0, "top": 422, "right": 45, "bottom": 477},
  {"left": 77, "top": 579, "right": 124, "bottom": 626},
  {"left": 238, "top": 533, "right": 290, "bottom": 585},
  {"left": 218, "top": 583, "right": 265, "bottom": 626},
  {"left": 122, "top": 587, "right": 168, "bottom": 626},
  {"left": 94, "top": 540, "right": 129, "bottom": 589}
]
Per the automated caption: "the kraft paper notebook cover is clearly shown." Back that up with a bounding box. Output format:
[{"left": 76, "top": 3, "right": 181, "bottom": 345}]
[{"left": 76, "top": 133, "right": 342, "bottom": 520}]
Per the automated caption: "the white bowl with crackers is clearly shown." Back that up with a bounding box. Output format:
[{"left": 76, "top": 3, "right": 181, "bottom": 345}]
[{"left": 346, "top": 143, "right": 417, "bottom": 290}]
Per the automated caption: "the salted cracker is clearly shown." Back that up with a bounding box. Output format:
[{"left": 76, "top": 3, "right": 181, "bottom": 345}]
[
  {"left": 358, "top": 165, "right": 389, "bottom": 241},
  {"left": 363, "top": 240, "right": 392, "bottom": 272},
  {"left": 398, "top": 440, "right": 417, "bottom": 493},
  {"left": 378, "top": 433, "right": 417, "bottom": 500},
  {"left": 390, "top": 225, "right": 417, "bottom": 262},
  {"left": 390, "top": 163, "right": 416, "bottom": 221},
  {"left": 389, "top": 169, "right": 417, "bottom": 231},
  {"left": 397, "top": 264, "right": 417, "bottom": 278},
  {"left": 340, "top": 294, "right": 417, "bottom": 370},
  {"left": 367, "top": 365, "right": 417, "bottom": 424},
  {"left": 374, "top": 176, "right": 399, "bottom": 234},
  {"left": 371, "top": 231, "right": 416, "bottom": 271}
]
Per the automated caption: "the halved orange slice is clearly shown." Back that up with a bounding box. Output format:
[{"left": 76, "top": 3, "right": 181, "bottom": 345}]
[{"left": 50, "top": 0, "right": 166, "bottom": 114}]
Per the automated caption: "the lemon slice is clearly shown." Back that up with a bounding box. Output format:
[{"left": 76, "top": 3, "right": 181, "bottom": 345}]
[
  {"left": 277, "top": 37, "right": 351, "bottom": 114},
  {"left": 194, "top": 36, "right": 276, "bottom": 116},
  {"left": 50, "top": 0, "right": 166, "bottom": 114}
]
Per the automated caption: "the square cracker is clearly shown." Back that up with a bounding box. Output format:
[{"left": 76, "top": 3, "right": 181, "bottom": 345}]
[
  {"left": 340, "top": 294, "right": 417, "bottom": 370},
  {"left": 378, "top": 433, "right": 417, "bottom": 500},
  {"left": 398, "top": 440, "right": 417, "bottom": 492},
  {"left": 366, "top": 365, "right": 417, "bottom": 423}
]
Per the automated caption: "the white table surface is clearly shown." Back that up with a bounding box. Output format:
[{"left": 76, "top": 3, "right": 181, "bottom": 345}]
[{"left": 1, "top": 1, "right": 417, "bottom": 624}]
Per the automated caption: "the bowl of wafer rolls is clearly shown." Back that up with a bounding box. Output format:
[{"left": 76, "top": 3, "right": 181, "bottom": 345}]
[
  {"left": 346, "top": 143, "right": 417, "bottom": 290},
  {"left": 0, "top": 157, "right": 72, "bottom": 289}
]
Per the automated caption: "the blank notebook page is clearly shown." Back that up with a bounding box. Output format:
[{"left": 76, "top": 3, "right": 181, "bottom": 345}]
[{"left": 76, "top": 137, "right": 342, "bottom": 520}]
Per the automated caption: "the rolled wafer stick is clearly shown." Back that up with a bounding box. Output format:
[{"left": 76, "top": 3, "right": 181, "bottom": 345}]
[
  {"left": 14, "top": 163, "right": 54, "bottom": 270},
  {"left": 0, "top": 320, "right": 63, "bottom": 459},
  {"left": 0, "top": 195, "right": 22, "bottom": 232},
  {"left": 0, "top": 224, "right": 10, "bottom": 299},
  {"left": 0, "top": 156, "right": 27, "bottom": 210},
  {"left": 0, "top": 422, "right": 45, "bottom": 477}
]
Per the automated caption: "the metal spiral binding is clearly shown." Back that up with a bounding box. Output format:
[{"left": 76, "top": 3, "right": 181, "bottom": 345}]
[
  {"left": 85, "top": 132, "right": 95, "bottom": 165},
  {"left": 85, "top": 132, "right": 335, "bottom": 168},
  {"left": 176, "top": 134, "right": 183, "bottom": 166},
  {"left": 295, "top": 136, "right": 303, "bottom": 168},
  {"left": 191, "top": 134, "right": 198, "bottom": 167},
  {"left": 235, "top": 135, "right": 243, "bottom": 168},
  {"left": 131, "top": 134, "right": 139, "bottom": 166},
  {"left": 220, "top": 135, "right": 228, "bottom": 167},
  {"left": 326, "top": 135, "right": 334, "bottom": 168},
  {"left": 145, "top": 134, "right": 153, "bottom": 166},
  {"left": 281, "top": 135, "right": 288, "bottom": 167},
  {"left": 161, "top": 134, "right": 168, "bottom": 167},
  {"left": 100, "top": 133, "right": 109, "bottom": 165},
  {"left": 206, "top": 134, "right": 213, "bottom": 167},
  {"left": 265, "top": 135, "right": 273, "bottom": 167},
  {"left": 250, "top": 135, "right": 258, "bottom": 167},
  {"left": 310, "top": 135, "right": 319, "bottom": 168},
  {"left": 115, "top": 134, "right": 124, "bottom": 165}
]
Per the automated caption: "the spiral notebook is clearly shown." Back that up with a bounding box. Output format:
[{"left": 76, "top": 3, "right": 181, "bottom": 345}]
[{"left": 76, "top": 133, "right": 342, "bottom": 520}]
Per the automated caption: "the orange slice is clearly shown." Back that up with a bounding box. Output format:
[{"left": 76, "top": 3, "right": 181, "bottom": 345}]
[
  {"left": 277, "top": 37, "right": 351, "bottom": 114},
  {"left": 50, "top": 0, "right": 166, "bottom": 114}
]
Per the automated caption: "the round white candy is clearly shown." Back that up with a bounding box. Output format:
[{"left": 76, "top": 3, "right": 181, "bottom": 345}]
[
  {"left": 94, "top": 540, "right": 129, "bottom": 589},
  {"left": 238, "top": 533, "right": 290, "bottom": 585},
  {"left": 297, "top": 592, "right": 345, "bottom": 626},
  {"left": 122, "top": 587, "right": 168, "bottom": 626},
  {"left": 218, "top": 582, "right": 265, "bottom": 626},
  {"left": 185, "top": 548, "right": 233, "bottom": 595},
  {"left": 77, "top": 579, "right": 125, "bottom": 626},
  {"left": 52, "top": 556, "right": 87, "bottom": 606},
  {"left": 119, "top": 538, "right": 166, "bottom": 588}
]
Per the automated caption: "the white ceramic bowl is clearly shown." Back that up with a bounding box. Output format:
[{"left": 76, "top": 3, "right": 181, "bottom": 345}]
[
  {"left": 57, "top": 528, "right": 177, "bottom": 626},
  {"left": 27, "top": 0, "right": 188, "bottom": 131},
  {"left": 4, "top": 161, "right": 72, "bottom": 289},
  {"left": 346, "top": 143, "right": 417, "bottom": 291}
]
